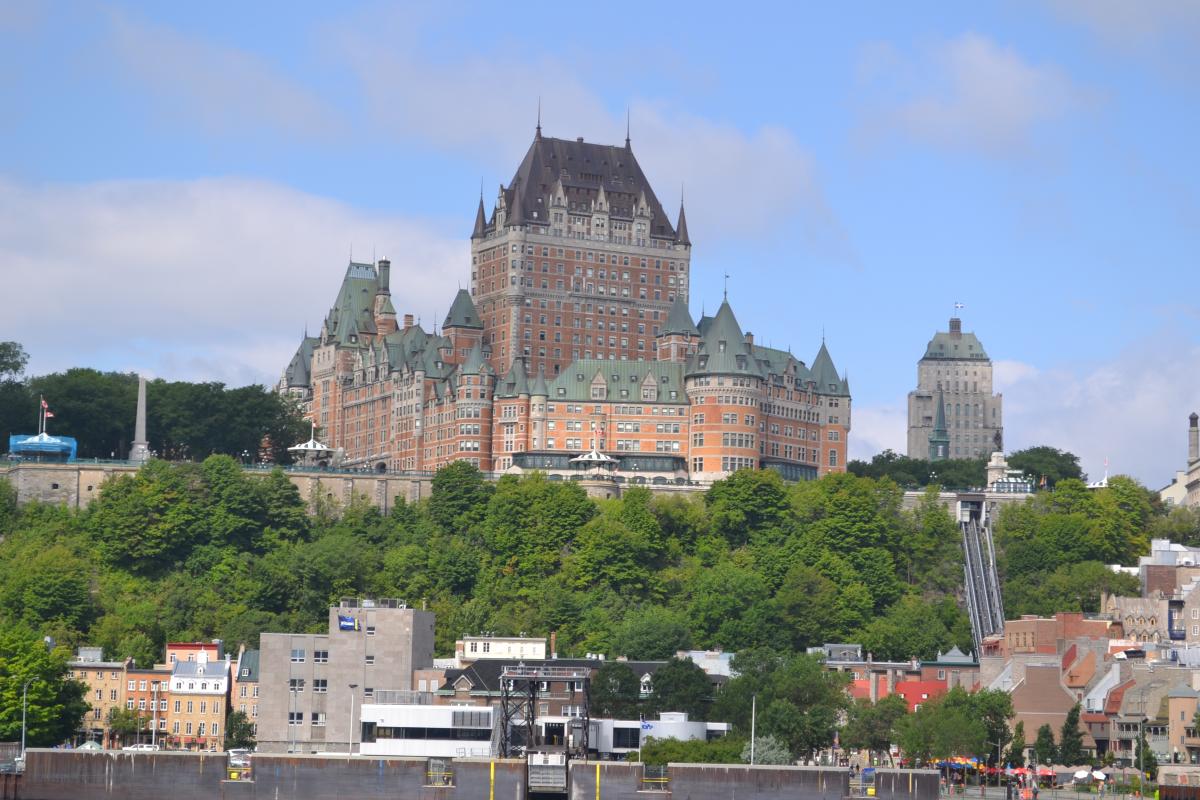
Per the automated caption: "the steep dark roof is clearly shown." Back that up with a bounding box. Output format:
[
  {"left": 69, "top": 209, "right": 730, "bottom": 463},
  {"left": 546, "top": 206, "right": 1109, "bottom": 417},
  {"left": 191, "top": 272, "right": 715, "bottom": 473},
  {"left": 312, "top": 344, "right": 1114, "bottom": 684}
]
[
  {"left": 497, "top": 135, "right": 676, "bottom": 240},
  {"left": 687, "top": 300, "right": 759, "bottom": 378},
  {"left": 810, "top": 342, "right": 849, "bottom": 397},
  {"left": 675, "top": 203, "right": 690, "bottom": 246},
  {"left": 496, "top": 359, "right": 530, "bottom": 398},
  {"left": 236, "top": 649, "right": 259, "bottom": 682},
  {"left": 283, "top": 336, "right": 321, "bottom": 388},
  {"left": 662, "top": 295, "right": 699, "bottom": 337},
  {"left": 531, "top": 367, "right": 549, "bottom": 397},
  {"left": 323, "top": 261, "right": 380, "bottom": 346},
  {"left": 471, "top": 197, "right": 487, "bottom": 239},
  {"left": 444, "top": 289, "right": 482, "bottom": 330}
]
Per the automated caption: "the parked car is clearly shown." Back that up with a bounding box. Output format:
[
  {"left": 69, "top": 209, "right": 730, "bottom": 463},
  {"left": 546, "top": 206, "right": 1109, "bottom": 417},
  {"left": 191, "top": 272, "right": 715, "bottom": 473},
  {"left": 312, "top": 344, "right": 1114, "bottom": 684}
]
[{"left": 122, "top": 744, "right": 161, "bottom": 752}]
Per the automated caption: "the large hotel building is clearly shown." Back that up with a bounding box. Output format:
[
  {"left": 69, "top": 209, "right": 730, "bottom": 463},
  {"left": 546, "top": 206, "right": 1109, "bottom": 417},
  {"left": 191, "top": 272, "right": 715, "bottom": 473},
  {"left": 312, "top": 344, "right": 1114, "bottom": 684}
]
[{"left": 281, "top": 127, "right": 850, "bottom": 483}]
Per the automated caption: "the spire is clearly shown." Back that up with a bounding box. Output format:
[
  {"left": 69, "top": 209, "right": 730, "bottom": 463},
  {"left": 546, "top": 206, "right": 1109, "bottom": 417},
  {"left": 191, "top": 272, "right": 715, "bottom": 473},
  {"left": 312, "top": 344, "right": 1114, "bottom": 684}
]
[
  {"left": 532, "top": 366, "right": 549, "bottom": 397},
  {"left": 676, "top": 200, "right": 690, "bottom": 246},
  {"left": 472, "top": 194, "right": 487, "bottom": 239},
  {"left": 662, "top": 294, "right": 699, "bottom": 337},
  {"left": 129, "top": 375, "right": 149, "bottom": 463},
  {"left": 625, "top": 107, "right": 631, "bottom": 149},
  {"left": 929, "top": 390, "right": 950, "bottom": 462},
  {"left": 508, "top": 179, "right": 525, "bottom": 227},
  {"left": 536, "top": 97, "right": 542, "bottom": 141}
]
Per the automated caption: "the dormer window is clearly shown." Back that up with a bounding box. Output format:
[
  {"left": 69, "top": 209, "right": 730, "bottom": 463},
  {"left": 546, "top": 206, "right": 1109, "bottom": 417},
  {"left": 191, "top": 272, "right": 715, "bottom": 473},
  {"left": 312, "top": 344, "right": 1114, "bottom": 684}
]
[{"left": 719, "top": 341, "right": 726, "bottom": 353}]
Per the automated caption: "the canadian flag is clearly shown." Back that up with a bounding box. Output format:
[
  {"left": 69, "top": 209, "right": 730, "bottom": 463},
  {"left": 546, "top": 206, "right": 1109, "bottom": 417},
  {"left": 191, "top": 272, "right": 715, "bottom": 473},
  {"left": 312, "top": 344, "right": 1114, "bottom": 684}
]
[
  {"left": 44, "top": 410, "right": 54, "bottom": 419},
  {"left": 40, "top": 398, "right": 47, "bottom": 409}
]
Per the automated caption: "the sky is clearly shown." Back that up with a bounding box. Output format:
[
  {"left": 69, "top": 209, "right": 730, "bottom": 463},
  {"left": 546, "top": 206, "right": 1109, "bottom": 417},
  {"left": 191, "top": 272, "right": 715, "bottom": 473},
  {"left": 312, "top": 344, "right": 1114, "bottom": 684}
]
[{"left": 2, "top": 1, "right": 1198, "bottom": 488}]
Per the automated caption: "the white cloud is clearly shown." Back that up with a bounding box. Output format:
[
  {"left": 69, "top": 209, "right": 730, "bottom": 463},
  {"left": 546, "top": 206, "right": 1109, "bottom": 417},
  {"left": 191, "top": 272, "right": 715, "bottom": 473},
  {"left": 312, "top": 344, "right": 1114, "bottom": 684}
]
[
  {"left": 849, "top": 403, "right": 908, "bottom": 462},
  {"left": 858, "top": 33, "right": 1094, "bottom": 157},
  {"left": 1046, "top": 0, "right": 1200, "bottom": 50},
  {"left": 993, "top": 359, "right": 1039, "bottom": 387},
  {"left": 0, "top": 177, "right": 464, "bottom": 385},
  {"left": 103, "top": 12, "right": 339, "bottom": 138},
  {"left": 333, "top": 17, "right": 855, "bottom": 262}
]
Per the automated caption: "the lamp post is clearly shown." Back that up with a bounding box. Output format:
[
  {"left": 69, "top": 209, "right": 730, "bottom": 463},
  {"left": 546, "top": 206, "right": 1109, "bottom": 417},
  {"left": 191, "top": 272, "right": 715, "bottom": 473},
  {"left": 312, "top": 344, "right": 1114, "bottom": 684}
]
[
  {"left": 21, "top": 677, "right": 38, "bottom": 759},
  {"left": 347, "top": 684, "right": 358, "bottom": 757},
  {"left": 151, "top": 683, "right": 159, "bottom": 748},
  {"left": 289, "top": 684, "right": 297, "bottom": 754}
]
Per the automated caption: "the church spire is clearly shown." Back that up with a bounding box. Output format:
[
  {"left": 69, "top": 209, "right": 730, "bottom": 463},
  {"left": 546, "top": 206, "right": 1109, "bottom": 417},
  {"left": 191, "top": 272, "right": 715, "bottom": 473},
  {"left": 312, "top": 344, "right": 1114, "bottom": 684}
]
[
  {"left": 535, "top": 97, "right": 542, "bottom": 141},
  {"left": 929, "top": 390, "right": 950, "bottom": 462},
  {"left": 625, "top": 107, "right": 631, "bottom": 149}
]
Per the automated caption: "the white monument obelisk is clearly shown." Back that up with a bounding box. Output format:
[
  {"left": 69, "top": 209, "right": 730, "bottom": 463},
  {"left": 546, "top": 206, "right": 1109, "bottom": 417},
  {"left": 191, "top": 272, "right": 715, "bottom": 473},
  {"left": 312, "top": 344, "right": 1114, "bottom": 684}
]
[{"left": 129, "top": 375, "right": 150, "bottom": 463}]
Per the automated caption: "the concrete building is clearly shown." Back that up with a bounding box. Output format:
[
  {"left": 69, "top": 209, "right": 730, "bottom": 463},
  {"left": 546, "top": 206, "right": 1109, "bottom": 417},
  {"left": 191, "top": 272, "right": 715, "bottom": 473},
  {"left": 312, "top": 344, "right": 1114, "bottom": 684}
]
[
  {"left": 257, "top": 599, "right": 435, "bottom": 754},
  {"left": 907, "top": 316, "right": 1002, "bottom": 460},
  {"left": 67, "top": 647, "right": 128, "bottom": 747},
  {"left": 279, "top": 127, "right": 851, "bottom": 483},
  {"left": 165, "top": 652, "right": 230, "bottom": 751}
]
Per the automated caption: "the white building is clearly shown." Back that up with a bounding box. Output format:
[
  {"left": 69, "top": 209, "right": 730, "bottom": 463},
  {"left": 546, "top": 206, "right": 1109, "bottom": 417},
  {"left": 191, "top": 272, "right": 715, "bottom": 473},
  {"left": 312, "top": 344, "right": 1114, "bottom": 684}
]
[
  {"left": 454, "top": 635, "right": 546, "bottom": 666},
  {"left": 359, "top": 695, "right": 497, "bottom": 758}
]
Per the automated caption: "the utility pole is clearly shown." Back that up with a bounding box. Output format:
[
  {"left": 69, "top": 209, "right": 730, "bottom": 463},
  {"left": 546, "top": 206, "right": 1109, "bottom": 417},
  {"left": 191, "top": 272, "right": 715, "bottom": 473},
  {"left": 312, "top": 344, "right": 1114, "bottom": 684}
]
[
  {"left": 21, "top": 677, "right": 36, "bottom": 759},
  {"left": 347, "top": 684, "right": 358, "bottom": 757},
  {"left": 151, "top": 683, "right": 158, "bottom": 748},
  {"left": 289, "top": 685, "right": 297, "bottom": 754},
  {"left": 750, "top": 694, "right": 757, "bottom": 766}
]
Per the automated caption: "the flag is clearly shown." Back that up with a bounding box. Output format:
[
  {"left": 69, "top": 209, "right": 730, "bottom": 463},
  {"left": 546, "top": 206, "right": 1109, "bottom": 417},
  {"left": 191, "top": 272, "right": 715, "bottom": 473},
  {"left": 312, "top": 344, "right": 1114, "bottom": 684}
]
[
  {"left": 41, "top": 397, "right": 48, "bottom": 410},
  {"left": 44, "top": 410, "right": 54, "bottom": 419},
  {"left": 338, "top": 615, "right": 360, "bottom": 631}
]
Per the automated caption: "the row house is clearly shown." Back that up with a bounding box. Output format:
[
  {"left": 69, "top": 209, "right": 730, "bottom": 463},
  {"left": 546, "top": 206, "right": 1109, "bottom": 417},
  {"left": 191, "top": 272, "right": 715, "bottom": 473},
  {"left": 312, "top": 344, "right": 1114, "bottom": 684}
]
[{"left": 66, "top": 647, "right": 128, "bottom": 747}]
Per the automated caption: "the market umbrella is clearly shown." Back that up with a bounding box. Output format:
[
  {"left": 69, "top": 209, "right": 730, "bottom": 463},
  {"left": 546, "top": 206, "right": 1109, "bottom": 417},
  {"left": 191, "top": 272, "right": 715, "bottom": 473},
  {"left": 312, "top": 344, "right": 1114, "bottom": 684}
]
[
  {"left": 1073, "top": 771, "right": 1090, "bottom": 781},
  {"left": 1092, "top": 772, "right": 1106, "bottom": 781}
]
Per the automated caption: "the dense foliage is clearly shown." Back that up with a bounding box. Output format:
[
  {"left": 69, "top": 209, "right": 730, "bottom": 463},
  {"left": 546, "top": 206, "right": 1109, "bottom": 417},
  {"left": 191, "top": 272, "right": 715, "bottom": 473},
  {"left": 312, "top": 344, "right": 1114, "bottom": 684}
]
[
  {"left": 0, "top": 358, "right": 307, "bottom": 464},
  {"left": 849, "top": 446, "right": 1084, "bottom": 490}
]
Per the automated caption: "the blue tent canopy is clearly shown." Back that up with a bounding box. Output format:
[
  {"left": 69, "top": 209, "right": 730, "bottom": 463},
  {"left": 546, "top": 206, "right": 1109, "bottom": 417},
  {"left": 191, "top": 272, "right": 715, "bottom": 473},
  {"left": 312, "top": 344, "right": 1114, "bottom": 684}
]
[{"left": 8, "top": 432, "right": 77, "bottom": 461}]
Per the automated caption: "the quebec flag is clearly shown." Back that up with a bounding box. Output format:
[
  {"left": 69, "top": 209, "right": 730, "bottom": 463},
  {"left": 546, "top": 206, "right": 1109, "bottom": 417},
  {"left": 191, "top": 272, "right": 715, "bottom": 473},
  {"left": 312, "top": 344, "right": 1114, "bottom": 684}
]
[{"left": 338, "top": 615, "right": 360, "bottom": 631}]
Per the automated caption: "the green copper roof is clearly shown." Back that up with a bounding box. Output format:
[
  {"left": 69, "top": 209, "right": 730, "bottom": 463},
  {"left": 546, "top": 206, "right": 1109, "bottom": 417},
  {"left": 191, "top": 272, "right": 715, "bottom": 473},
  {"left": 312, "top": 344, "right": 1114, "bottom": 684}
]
[
  {"left": 929, "top": 390, "right": 950, "bottom": 461},
  {"left": 444, "top": 289, "right": 482, "bottom": 330},
  {"left": 325, "top": 261, "right": 380, "bottom": 346},
  {"left": 548, "top": 360, "right": 686, "bottom": 403},
  {"left": 922, "top": 320, "right": 989, "bottom": 361},
  {"left": 809, "top": 342, "right": 849, "bottom": 396},
  {"left": 283, "top": 336, "right": 321, "bottom": 388},
  {"left": 531, "top": 367, "right": 549, "bottom": 396},
  {"left": 662, "top": 295, "right": 699, "bottom": 336},
  {"left": 687, "top": 300, "right": 760, "bottom": 378},
  {"left": 496, "top": 359, "right": 530, "bottom": 398},
  {"left": 460, "top": 341, "right": 492, "bottom": 375}
]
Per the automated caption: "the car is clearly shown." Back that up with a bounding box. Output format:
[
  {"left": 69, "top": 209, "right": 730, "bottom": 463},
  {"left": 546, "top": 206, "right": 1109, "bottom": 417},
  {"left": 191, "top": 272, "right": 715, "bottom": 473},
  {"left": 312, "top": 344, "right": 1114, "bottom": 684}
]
[{"left": 122, "top": 744, "right": 161, "bottom": 752}]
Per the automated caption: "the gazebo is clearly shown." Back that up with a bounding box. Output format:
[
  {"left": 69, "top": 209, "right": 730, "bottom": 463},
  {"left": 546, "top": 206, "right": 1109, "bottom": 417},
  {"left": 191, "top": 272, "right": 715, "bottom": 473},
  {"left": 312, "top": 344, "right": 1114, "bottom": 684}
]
[
  {"left": 569, "top": 448, "right": 616, "bottom": 477},
  {"left": 287, "top": 423, "right": 333, "bottom": 467}
]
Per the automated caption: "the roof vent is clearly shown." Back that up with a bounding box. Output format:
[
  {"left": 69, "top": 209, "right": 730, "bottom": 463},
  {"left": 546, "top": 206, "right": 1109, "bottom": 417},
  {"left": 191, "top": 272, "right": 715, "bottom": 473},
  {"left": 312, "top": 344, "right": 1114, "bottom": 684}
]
[{"left": 577, "top": 136, "right": 584, "bottom": 143}]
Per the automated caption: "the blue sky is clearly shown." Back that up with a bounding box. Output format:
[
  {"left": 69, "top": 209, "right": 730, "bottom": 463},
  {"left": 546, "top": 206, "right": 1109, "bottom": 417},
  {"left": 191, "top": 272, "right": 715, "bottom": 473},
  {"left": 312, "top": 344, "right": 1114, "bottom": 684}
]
[{"left": 2, "top": 1, "right": 1199, "bottom": 486}]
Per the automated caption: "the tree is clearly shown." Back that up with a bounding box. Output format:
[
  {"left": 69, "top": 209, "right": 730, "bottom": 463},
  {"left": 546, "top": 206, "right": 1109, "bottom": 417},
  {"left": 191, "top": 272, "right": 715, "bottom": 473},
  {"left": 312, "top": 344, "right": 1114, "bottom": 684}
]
[
  {"left": 1135, "top": 731, "right": 1158, "bottom": 777},
  {"left": 640, "top": 735, "right": 745, "bottom": 765},
  {"left": 858, "top": 595, "right": 964, "bottom": 661},
  {"left": 647, "top": 657, "right": 712, "bottom": 720},
  {"left": 592, "top": 662, "right": 641, "bottom": 719},
  {"left": 0, "top": 622, "right": 88, "bottom": 746},
  {"left": 0, "top": 342, "right": 28, "bottom": 378},
  {"left": 842, "top": 695, "right": 909, "bottom": 764},
  {"left": 611, "top": 608, "right": 692, "bottom": 660},
  {"left": 1005, "top": 720, "right": 1027, "bottom": 768},
  {"left": 429, "top": 462, "right": 493, "bottom": 533},
  {"left": 106, "top": 706, "right": 147, "bottom": 744},
  {"left": 225, "top": 710, "right": 256, "bottom": 750},
  {"left": 1033, "top": 724, "right": 1057, "bottom": 766},
  {"left": 742, "top": 734, "right": 792, "bottom": 765},
  {"left": 704, "top": 469, "right": 789, "bottom": 545},
  {"left": 1008, "top": 447, "right": 1083, "bottom": 488},
  {"left": 1057, "top": 703, "right": 1085, "bottom": 765}
]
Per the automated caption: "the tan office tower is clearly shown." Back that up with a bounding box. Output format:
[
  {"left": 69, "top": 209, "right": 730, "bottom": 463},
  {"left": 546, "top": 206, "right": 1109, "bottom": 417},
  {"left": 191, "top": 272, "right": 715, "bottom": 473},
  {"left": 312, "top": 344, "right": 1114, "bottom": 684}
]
[
  {"left": 470, "top": 123, "right": 691, "bottom": 378},
  {"left": 907, "top": 316, "right": 1003, "bottom": 460}
]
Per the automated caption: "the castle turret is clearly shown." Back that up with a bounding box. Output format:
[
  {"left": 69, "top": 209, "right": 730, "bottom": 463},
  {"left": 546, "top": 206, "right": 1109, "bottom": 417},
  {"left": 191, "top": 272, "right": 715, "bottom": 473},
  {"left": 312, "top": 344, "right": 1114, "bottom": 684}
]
[
  {"left": 373, "top": 259, "right": 397, "bottom": 336},
  {"left": 443, "top": 289, "right": 483, "bottom": 361},
  {"left": 657, "top": 295, "right": 699, "bottom": 362}
]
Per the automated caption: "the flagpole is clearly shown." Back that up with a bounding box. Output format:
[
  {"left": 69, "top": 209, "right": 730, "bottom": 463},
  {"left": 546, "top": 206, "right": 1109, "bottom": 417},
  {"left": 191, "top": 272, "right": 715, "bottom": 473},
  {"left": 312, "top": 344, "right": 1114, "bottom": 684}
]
[{"left": 39, "top": 395, "right": 44, "bottom": 435}]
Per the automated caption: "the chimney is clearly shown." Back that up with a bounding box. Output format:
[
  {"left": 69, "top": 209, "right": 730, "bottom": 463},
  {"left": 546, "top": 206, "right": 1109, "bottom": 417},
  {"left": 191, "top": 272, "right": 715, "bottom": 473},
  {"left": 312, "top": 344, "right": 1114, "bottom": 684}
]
[
  {"left": 550, "top": 631, "right": 558, "bottom": 660},
  {"left": 403, "top": 314, "right": 414, "bottom": 330},
  {"left": 377, "top": 259, "right": 391, "bottom": 294},
  {"left": 1190, "top": 412, "right": 1199, "bottom": 464},
  {"left": 949, "top": 318, "right": 962, "bottom": 337},
  {"left": 745, "top": 331, "right": 754, "bottom": 346}
]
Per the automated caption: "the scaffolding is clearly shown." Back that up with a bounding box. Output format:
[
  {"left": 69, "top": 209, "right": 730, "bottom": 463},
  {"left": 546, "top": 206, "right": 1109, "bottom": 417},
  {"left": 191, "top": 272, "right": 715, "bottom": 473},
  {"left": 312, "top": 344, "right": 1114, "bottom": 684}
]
[{"left": 498, "top": 665, "right": 591, "bottom": 759}]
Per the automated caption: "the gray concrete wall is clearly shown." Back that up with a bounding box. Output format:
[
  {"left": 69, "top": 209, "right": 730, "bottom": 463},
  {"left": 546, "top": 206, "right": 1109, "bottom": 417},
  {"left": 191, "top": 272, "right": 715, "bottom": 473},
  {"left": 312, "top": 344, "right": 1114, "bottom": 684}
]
[
  {"left": 875, "top": 769, "right": 940, "bottom": 800},
  {"left": 670, "top": 763, "right": 849, "bottom": 800},
  {"left": 21, "top": 749, "right": 227, "bottom": 800}
]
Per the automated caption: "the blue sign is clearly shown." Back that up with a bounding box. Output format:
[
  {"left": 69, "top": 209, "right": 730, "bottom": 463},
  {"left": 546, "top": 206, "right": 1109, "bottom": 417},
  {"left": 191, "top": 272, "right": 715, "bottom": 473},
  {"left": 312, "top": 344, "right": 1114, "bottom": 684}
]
[{"left": 338, "top": 615, "right": 360, "bottom": 631}]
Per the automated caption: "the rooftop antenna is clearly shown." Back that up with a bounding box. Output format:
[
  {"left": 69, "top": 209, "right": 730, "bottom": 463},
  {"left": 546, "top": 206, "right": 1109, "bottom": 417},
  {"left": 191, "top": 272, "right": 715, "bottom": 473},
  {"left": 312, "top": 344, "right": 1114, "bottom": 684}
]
[{"left": 723, "top": 272, "right": 730, "bottom": 301}]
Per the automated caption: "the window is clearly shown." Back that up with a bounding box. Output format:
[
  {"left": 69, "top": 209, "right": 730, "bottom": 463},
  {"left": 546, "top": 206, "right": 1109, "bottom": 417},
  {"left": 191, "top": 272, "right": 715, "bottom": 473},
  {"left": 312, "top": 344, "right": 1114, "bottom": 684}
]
[
  {"left": 289, "top": 678, "right": 305, "bottom": 692},
  {"left": 198, "top": 722, "right": 206, "bottom": 737},
  {"left": 313, "top": 679, "right": 328, "bottom": 693},
  {"left": 828, "top": 449, "right": 838, "bottom": 467},
  {"left": 314, "top": 650, "right": 329, "bottom": 663},
  {"left": 187, "top": 701, "right": 194, "bottom": 713},
  {"left": 288, "top": 712, "right": 303, "bottom": 726},
  {"left": 311, "top": 712, "right": 326, "bottom": 727},
  {"left": 186, "top": 722, "right": 193, "bottom": 735},
  {"left": 366, "top": 626, "right": 376, "bottom": 636},
  {"left": 174, "top": 700, "right": 181, "bottom": 713},
  {"left": 290, "top": 649, "right": 306, "bottom": 663},
  {"left": 365, "top": 655, "right": 375, "bottom": 666}
]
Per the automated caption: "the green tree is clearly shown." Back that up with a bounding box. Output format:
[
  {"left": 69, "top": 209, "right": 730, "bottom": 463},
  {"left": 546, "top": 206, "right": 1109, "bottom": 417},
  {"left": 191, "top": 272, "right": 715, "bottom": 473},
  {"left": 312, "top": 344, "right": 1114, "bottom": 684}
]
[
  {"left": 611, "top": 608, "right": 691, "bottom": 660},
  {"left": 742, "top": 734, "right": 792, "bottom": 765},
  {"left": 225, "top": 710, "right": 256, "bottom": 749},
  {"left": 1033, "top": 724, "right": 1057, "bottom": 766},
  {"left": 1006, "top": 720, "right": 1027, "bottom": 768},
  {"left": 0, "top": 342, "right": 28, "bottom": 378},
  {"left": 0, "top": 622, "right": 88, "bottom": 746},
  {"left": 1057, "top": 703, "right": 1085, "bottom": 765},
  {"left": 106, "top": 706, "right": 147, "bottom": 743},
  {"left": 841, "top": 694, "right": 909, "bottom": 764},
  {"left": 1135, "top": 731, "right": 1158, "bottom": 777},
  {"left": 647, "top": 657, "right": 712, "bottom": 720},
  {"left": 640, "top": 735, "right": 745, "bottom": 764},
  {"left": 705, "top": 469, "right": 789, "bottom": 545},
  {"left": 569, "top": 515, "right": 655, "bottom": 594},
  {"left": 1008, "top": 447, "right": 1083, "bottom": 488},
  {"left": 858, "top": 595, "right": 963, "bottom": 661},
  {"left": 592, "top": 661, "right": 641, "bottom": 719},
  {"left": 429, "top": 461, "right": 493, "bottom": 533}
]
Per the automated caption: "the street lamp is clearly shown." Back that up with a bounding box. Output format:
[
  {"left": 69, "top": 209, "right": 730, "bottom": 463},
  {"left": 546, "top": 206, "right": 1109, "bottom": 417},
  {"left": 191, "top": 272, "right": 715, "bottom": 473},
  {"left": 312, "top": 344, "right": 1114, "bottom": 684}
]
[
  {"left": 21, "top": 677, "right": 39, "bottom": 759},
  {"left": 151, "top": 682, "right": 159, "bottom": 748},
  {"left": 289, "top": 684, "right": 298, "bottom": 754},
  {"left": 347, "top": 684, "right": 358, "bottom": 757}
]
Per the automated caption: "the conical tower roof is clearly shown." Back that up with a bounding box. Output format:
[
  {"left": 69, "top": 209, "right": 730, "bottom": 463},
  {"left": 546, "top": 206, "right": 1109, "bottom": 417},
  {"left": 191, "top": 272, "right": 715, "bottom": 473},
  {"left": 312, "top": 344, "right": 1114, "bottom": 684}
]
[
  {"left": 662, "top": 295, "right": 699, "bottom": 337},
  {"left": 443, "top": 289, "right": 482, "bottom": 330},
  {"left": 496, "top": 358, "right": 530, "bottom": 397},
  {"left": 460, "top": 341, "right": 491, "bottom": 375},
  {"left": 810, "top": 341, "right": 849, "bottom": 396},
  {"left": 531, "top": 367, "right": 549, "bottom": 397},
  {"left": 687, "top": 300, "right": 759, "bottom": 377},
  {"left": 471, "top": 196, "right": 487, "bottom": 239},
  {"left": 929, "top": 389, "right": 951, "bottom": 462},
  {"left": 675, "top": 202, "right": 690, "bottom": 246}
]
